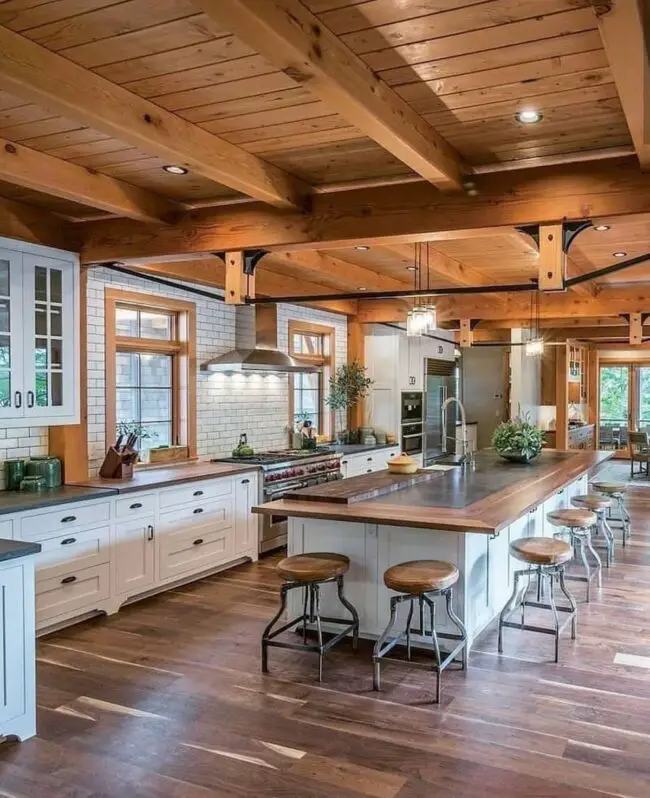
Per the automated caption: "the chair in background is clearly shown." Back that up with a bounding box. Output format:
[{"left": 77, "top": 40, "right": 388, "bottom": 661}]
[
  {"left": 628, "top": 430, "right": 650, "bottom": 479},
  {"left": 599, "top": 427, "right": 615, "bottom": 450}
]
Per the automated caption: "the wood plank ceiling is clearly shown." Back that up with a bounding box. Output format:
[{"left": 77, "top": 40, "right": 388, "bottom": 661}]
[{"left": 0, "top": 0, "right": 646, "bottom": 320}]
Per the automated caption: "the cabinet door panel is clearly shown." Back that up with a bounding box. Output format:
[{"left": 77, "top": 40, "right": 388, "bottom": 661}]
[
  {"left": 0, "top": 565, "right": 26, "bottom": 726},
  {"left": 22, "top": 254, "right": 76, "bottom": 420},
  {"left": 234, "top": 474, "right": 258, "bottom": 555},
  {"left": 0, "top": 249, "right": 23, "bottom": 420},
  {"left": 115, "top": 516, "right": 155, "bottom": 595}
]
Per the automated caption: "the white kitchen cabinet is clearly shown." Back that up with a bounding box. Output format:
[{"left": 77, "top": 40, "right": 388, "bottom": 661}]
[
  {"left": 0, "top": 238, "right": 79, "bottom": 427},
  {"left": 234, "top": 473, "right": 259, "bottom": 556},
  {"left": 340, "top": 447, "right": 400, "bottom": 479},
  {"left": 0, "top": 554, "right": 36, "bottom": 742},
  {"left": 114, "top": 516, "right": 156, "bottom": 596},
  {"left": 398, "top": 335, "right": 424, "bottom": 391}
]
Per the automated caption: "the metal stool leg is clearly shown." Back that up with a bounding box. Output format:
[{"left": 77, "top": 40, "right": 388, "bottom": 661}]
[
  {"left": 262, "top": 583, "right": 288, "bottom": 673},
  {"left": 445, "top": 587, "right": 468, "bottom": 670},
  {"left": 601, "top": 513, "right": 616, "bottom": 565},
  {"left": 336, "top": 574, "right": 360, "bottom": 651},
  {"left": 499, "top": 570, "right": 523, "bottom": 653},
  {"left": 585, "top": 530, "right": 603, "bottom": 588},
  {"left": 427, "top": 596, "right": 442, "bottom": 703},
  {"left": 558, "top": 566, "right": 577, "bottom": 639},
  {"left": 577, "top": 533, "right": 592, "bottom": 602},
  {"left": 405, "top": 598, "right": 415, "bottom": 661},
  {"left": 373, "top": 596, "right": 399, "bottom": 691},
  {"left": 546, "top": 571, "right": 560, "bottom": 663},
  {"left": 313, "top": 584, "right": 324, "bottom": 682}
]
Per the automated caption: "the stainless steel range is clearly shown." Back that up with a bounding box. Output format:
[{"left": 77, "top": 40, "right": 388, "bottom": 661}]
[{"left": 210, "top": 448, "right": 342, "bottom": 553}]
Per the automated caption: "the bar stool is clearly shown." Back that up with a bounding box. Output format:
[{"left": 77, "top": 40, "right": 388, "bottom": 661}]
[
  {"left": 373, "top": 560, "right": 467, "bottom": 703},
  {"left": 547, "top": 508, "right": 601, "bottom": 602},
  {"left": 590, "top": 481, "right": 631, "bottom": 546},
  {"left": 571, "top": 494, "right": 615, "bottom": 566},
  {"left": 262, "top": 552, "right": 359, "bottom": 681},
  {"left": 499, "top": 537, "right": 576, "bottom": 662}
]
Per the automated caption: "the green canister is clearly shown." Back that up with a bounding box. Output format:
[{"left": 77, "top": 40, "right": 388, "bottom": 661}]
[
  {"left": 4, "top": 458, "right": 26, "bottom": 491},
  {"left": 20, "top": 476, "right": 46, "bottom": 492},
  {"left": 25, "top": 456, "right": 62, "bottom": 488}
]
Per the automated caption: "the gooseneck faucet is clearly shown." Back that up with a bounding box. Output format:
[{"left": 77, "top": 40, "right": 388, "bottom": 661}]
[{"left": 441, "top": 396, "right": 474, "bottom": 467}]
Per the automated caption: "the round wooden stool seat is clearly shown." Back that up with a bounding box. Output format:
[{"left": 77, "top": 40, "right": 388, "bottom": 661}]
[
  {"left": 547, "top": 508, "right": 597, "bottom": 529},
  {"left": 384, "top": 560, "right": 459, "bottom": 594},
  {"left": 591, "top": 481, "right": 627, "bottom": 496},
  {"left": 572, "top": 494, "right": 612, "bottom": 512},
  {"left": 277, "top": 552, "right": 350, "bottom": 582},
  {"left": 509, "top": 536, "right": 573, "bottom": 566}
]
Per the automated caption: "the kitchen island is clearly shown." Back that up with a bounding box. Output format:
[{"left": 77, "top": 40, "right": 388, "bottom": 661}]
[{"left": 254, "top": 449, "right": 612, "bottom": 648}]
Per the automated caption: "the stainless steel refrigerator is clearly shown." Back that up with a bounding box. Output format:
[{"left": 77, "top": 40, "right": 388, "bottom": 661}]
[{"left": 424, "top": 358, "right": 458, "bottom": 465}]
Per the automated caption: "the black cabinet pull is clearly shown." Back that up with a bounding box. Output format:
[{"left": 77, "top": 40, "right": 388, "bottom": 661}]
[
  {"left": 14, "top": 390, "right": 21, "bottom": 408},
  {"left": 61, "top": 537, "right": 76, "bottom": 545},
  {"left": 27, "top": 390, "right": 34, "bottom": 408},
  {"left": 367, "top": 457, "right": 373, "bottom": 462},
  {"left": 61, "top": 575, "right": 76, "bottom": 585},
  {"left": 129, "top": 502, "right": 143, "bottom": 510},
  {"left": 61, "top": 515, "right": 76, "bottom": 523},
  {"left": 146, "top": 524, "right": 154, "bottom": 541},
  {"left": 241, "top": 478, "right": 250, "bottom": 484},
  {"left": 193, "top": 507, "right": 204, "bottom": 515},
  {"left": 193, "top": 538, "right": 204, "bottom": 546},
  {"left": 193, "top": 490, "right": 204, "bottom": 497}
]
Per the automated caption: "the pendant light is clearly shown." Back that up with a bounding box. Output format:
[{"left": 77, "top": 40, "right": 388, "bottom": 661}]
[
  {"left": 422, "top": 243, "right": 437, "bottom": 332},
  {"left": 524, "top": 287, "right": 544, "bottom": 357},
  {"left": 406, "top": 243, "right": 437, "bottom": 336}
]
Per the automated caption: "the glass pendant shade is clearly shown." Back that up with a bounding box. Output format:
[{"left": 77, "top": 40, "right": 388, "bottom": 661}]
[
  {"left": 423, "top": 304, "right": 437, "bottom": 332},
  {"left": 524, "top": 337, "right": 544, "bottom": 357},
  {"left": 406, "top": 307, "right": 427, "bottom": 337}
]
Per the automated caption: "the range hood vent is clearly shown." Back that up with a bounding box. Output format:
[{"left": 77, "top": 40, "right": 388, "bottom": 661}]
[{"left": 201, "top": 305, "right": 319, "bottom": 374}]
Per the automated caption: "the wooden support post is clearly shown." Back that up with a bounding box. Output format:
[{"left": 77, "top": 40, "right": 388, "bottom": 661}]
[
  {"left": 555, "top": 343, "right": 569, "bottom": 450},
  {"left": 459, "top": 319, "right": 473, "bottom": 348},
  {"left": 539, "top": 224, "right": 566, "bottom": 291},
  {"left": 347, "top": 318, "right": 366, "bottom": 431},
  {"left": 49, "top": 267, "right": 88, "bottom": 482},
  {"left": 587, "top": 346, "right": 599, "bottom": 445},
  {"left": 225, "top": 251, "right": 246, "bottom": 304},
  {"left": 630, "top": 312, "right": 643, "bottom": 345}
]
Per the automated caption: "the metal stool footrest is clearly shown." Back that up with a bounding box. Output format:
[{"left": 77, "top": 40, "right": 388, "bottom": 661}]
[
  {"left": 262, "top": 574, "right": 359, "bottom": 682},
  {"left": 373, "top": 587, "right": 467, "bottom": 703},
  {"left": 553, "top": 528, "right": 602, "bottom": 602},
  {"left": 498, "top": 565, "right": 577, "bottom": 662}
]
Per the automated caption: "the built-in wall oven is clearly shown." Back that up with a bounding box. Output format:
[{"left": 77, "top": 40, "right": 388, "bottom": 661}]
[{"left": 401, "top": 391, "right": 424, "bottom": 456}]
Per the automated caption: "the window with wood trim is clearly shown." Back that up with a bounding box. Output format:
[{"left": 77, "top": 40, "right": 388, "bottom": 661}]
[
  {"left": 288, "top": 321, "right": 335, "bottom": 438},
  {"left": 105, "top": 289, "right": 196, "bottom": 463}
]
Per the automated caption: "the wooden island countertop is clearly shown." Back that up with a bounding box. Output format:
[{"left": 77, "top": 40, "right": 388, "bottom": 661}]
[{"left": 254, "top": 450, "right": 612, "bottom": 534}]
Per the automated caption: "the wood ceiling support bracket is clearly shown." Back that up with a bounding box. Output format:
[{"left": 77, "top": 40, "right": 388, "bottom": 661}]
[
  {"left": 459, "top": 319, "right": 473, "bottom": 348},
  {"left": 630, "top": 312, "right": 643, "bottom": 345},
  {"left": 516, "top": 220, "right": 593, "bottom": 292},
  {"left": 213, "top": 249, "right": 269, "bottom": 276}
]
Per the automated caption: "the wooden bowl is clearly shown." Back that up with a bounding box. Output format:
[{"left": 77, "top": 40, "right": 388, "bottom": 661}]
[{"left": 387, "top": 453, "right": 418, "bottom": 475}]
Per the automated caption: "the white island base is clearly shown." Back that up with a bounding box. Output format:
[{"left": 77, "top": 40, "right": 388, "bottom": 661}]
[{"left": 287, "top": 472, "right": 589, "bottom": 650}]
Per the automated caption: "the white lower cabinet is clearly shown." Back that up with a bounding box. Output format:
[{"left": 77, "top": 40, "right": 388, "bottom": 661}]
[
  {"left": 340, "top": 447, "right": 400, "bottom": 479},
  {"left": 18, "top": 470, "right": 260, "bottom": 632},
  {"left": 115, "top": 516, "right": 155, "bottom": 596}
]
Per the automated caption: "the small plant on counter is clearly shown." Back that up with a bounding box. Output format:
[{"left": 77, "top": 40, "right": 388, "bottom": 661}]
[
  {"left": 492, "top": 414, "right": 544, "bottom": 464},
  {"left": 116, "top": 420, "right": 155, "bottom": 444},
  {"left": 326, "top": 361, "right": 373, "bottom": 444}
]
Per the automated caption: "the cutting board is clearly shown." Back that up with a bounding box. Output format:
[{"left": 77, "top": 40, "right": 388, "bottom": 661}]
[{"left": 282, "top": 469, "right": 443, "bottom": 504}]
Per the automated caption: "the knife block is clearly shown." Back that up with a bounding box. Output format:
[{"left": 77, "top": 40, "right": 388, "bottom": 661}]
[{"left": 99, "top": 446, "right": 136, "bottom": 480}]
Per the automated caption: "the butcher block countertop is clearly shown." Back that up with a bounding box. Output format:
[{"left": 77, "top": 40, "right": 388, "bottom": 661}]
[
  {"left": 284, "top": 468, "right": 440, "bottom": 504},
  {"left": 254, "top": 450, "right": 612, "bottom": 534},
  {"left": 71, "top": 461, "right": 259, "bottom": 494}
]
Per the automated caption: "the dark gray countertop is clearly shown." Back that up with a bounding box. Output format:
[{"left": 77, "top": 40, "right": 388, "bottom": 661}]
[
  {"left": 330, "top": 443, "right": 399, "bottom": 455},
  {"left": 0, "top": 538, "right": 41, "bottom": 562},
  {"left": 0, "top": 485, "right": 117, "bottom": 516}
]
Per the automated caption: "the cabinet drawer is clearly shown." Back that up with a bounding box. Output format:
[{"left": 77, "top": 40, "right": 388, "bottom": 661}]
[
  {"left": 0, "top": 518, "right": 12, "bottom": 539},
  {"left": 115, "top": 493, "right": 157, "bottom": 518},
  {"left": 35, "top": 526, "right": 110, "bottom": 582},
  {"left": 159, "top": 522, "right": 234, "bottom": 582},
  {"left": 36, "top": 564, "right": 110, "bottom": 626},
  {"left": 159, "top": 497, "right": 232, "bottom": 531},
  {"left": 159, "top": 478, "right": 232, "bottom": 509},
  {"left": 21, "top": 501, "right": 110, "bottom": 541}
]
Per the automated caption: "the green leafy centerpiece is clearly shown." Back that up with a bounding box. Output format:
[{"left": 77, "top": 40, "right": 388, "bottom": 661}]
[
  {"left": 326, "top": 361, "right": 373, "bottom": 444},
  {"left": 492, "top": 415, "right": 544, "bottom": 464}
]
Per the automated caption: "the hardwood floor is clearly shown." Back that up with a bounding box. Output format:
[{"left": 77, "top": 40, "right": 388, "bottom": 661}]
[{"left": 3, "top": 480, "right": 650, "bottom": 796}]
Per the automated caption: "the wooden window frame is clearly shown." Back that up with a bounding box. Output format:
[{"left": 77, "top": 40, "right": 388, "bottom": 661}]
[
  {"left": 105, "top": 288, "right": 196, "bottom": 463},
  {"left": 288, "top": 320, "right": 335, "bottom": 437}
]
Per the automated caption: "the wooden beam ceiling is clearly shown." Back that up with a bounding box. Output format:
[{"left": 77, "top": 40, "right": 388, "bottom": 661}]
[
  {"left": 79, "top": 157, "right": 650, "bottom": 263},
  {"left": 194, "top": 0, "right": 465, "bottom": 191},
  {"left": 0, "top": 25, "right": 310, "bottom": 210},
  {"left": 594, "top": 0, "right": 650, "bottom": 168},
  {"left": 381, "top": 243, "right": 495, "bottom": 287},
  {"left": 0, "top": 139, "right": 180, "bottom": 224},
  {"left": 0, "top": 197, "right": 75, "bottom": 250}
]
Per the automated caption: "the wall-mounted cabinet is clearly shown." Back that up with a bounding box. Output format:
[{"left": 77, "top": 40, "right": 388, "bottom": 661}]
[{"left": 0, "top": 238, "right": 79, "bottom": 427}]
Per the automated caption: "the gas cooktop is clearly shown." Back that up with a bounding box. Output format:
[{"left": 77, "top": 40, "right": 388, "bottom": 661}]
[{"left": 211, "top": 447, "right": 336, "bottom": 467}]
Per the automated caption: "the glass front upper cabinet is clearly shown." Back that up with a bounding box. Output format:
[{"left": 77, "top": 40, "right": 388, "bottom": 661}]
[{"left": 0, "top": 240, "right": 78, "bottom": 426}]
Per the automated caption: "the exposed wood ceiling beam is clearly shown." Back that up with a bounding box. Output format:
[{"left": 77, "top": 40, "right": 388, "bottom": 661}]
[
  {"left": 126, "top": 259, "right": 358, "bottom": 316},
  {"left": 0, "top": 139, "right": 180, "bottom": 224},
  {"left": 594, "top": 0, "right": 650, "bottom": 168},
  {"left": 0, "top": 197, "right": 76, "bottom": 251},
  {"left": 260, "top": 250, "right": 409, "bottom": 293},
  {"left": 0, "top": 25, "right": 309, "bottom": 210},
  {"left": 79, "top": 158, "right": 650, "bottom": 263},
  {"left": 194, "top": 0, "right": 465, "bottom": 190},
  {"left": 381, "top": 243, "right": 495, "bottom": 287},
  {"left": 472, "top": 327, "right": 643, "bottom": 342}
]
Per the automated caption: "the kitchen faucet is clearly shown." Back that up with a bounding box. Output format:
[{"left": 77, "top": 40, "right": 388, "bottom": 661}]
[{"left": 441, "top": 396, "right": 474, "bottom": 467}]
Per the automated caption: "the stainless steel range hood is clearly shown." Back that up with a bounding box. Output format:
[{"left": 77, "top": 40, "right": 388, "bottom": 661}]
[{"left": 201, "top": 305, "right": 319, "bottom": 374}]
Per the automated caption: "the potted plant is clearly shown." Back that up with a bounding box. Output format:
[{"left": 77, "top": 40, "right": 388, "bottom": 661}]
[
  {"left": 115, "top": 421, "right": 156, "bottom": 461},
  {"left": 326, "top": 361, "right": 373, "bottom": 444},
  {"left": 492, "top": 414, "right": 544, "bottom": 464}
]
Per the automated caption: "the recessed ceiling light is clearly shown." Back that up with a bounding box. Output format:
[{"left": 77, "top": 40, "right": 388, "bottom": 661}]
[
  {"left": 613, "top": 251, "right": 627, "bottom": 257},
  {"left": 354, "top": 245, "right": 370, "bottom": 251},
  {"left": 594, "top": 224, "right": 610, "bottom": 232},
  {"left": 162, "top": 164, "right": 188, "bottom": 175},
  {"left": 358, "top": 287, "right": 367, "bottom": 291},
  {"left": 515, "top": 109, "right": 542, "bottom": 125},
  {"left": 406, "top": 266, "right": 417, "bottom": 271}
]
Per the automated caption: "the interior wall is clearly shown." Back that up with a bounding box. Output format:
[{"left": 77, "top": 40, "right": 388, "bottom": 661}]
[
  {"left": 509, "top": 329, "right": 541, "bottom": 423},
  {"left": 461, "top": 346, "right": 507, "bottom": 450}
]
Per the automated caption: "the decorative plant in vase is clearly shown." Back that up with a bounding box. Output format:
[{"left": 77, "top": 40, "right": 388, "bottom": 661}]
[
  {"left": 492, "top": 414, "right": 544, "bottom": 464},
  {"left": 326, "top": 361, "right": 373, "bottom": 444},
  {"left": 115, "top": 420, "right": 156, "bottom": 461}
]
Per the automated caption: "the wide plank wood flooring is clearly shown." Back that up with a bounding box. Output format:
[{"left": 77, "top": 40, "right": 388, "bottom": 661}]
[{"left": 3, "top": 477, "right": 650, "bottom": 796}]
